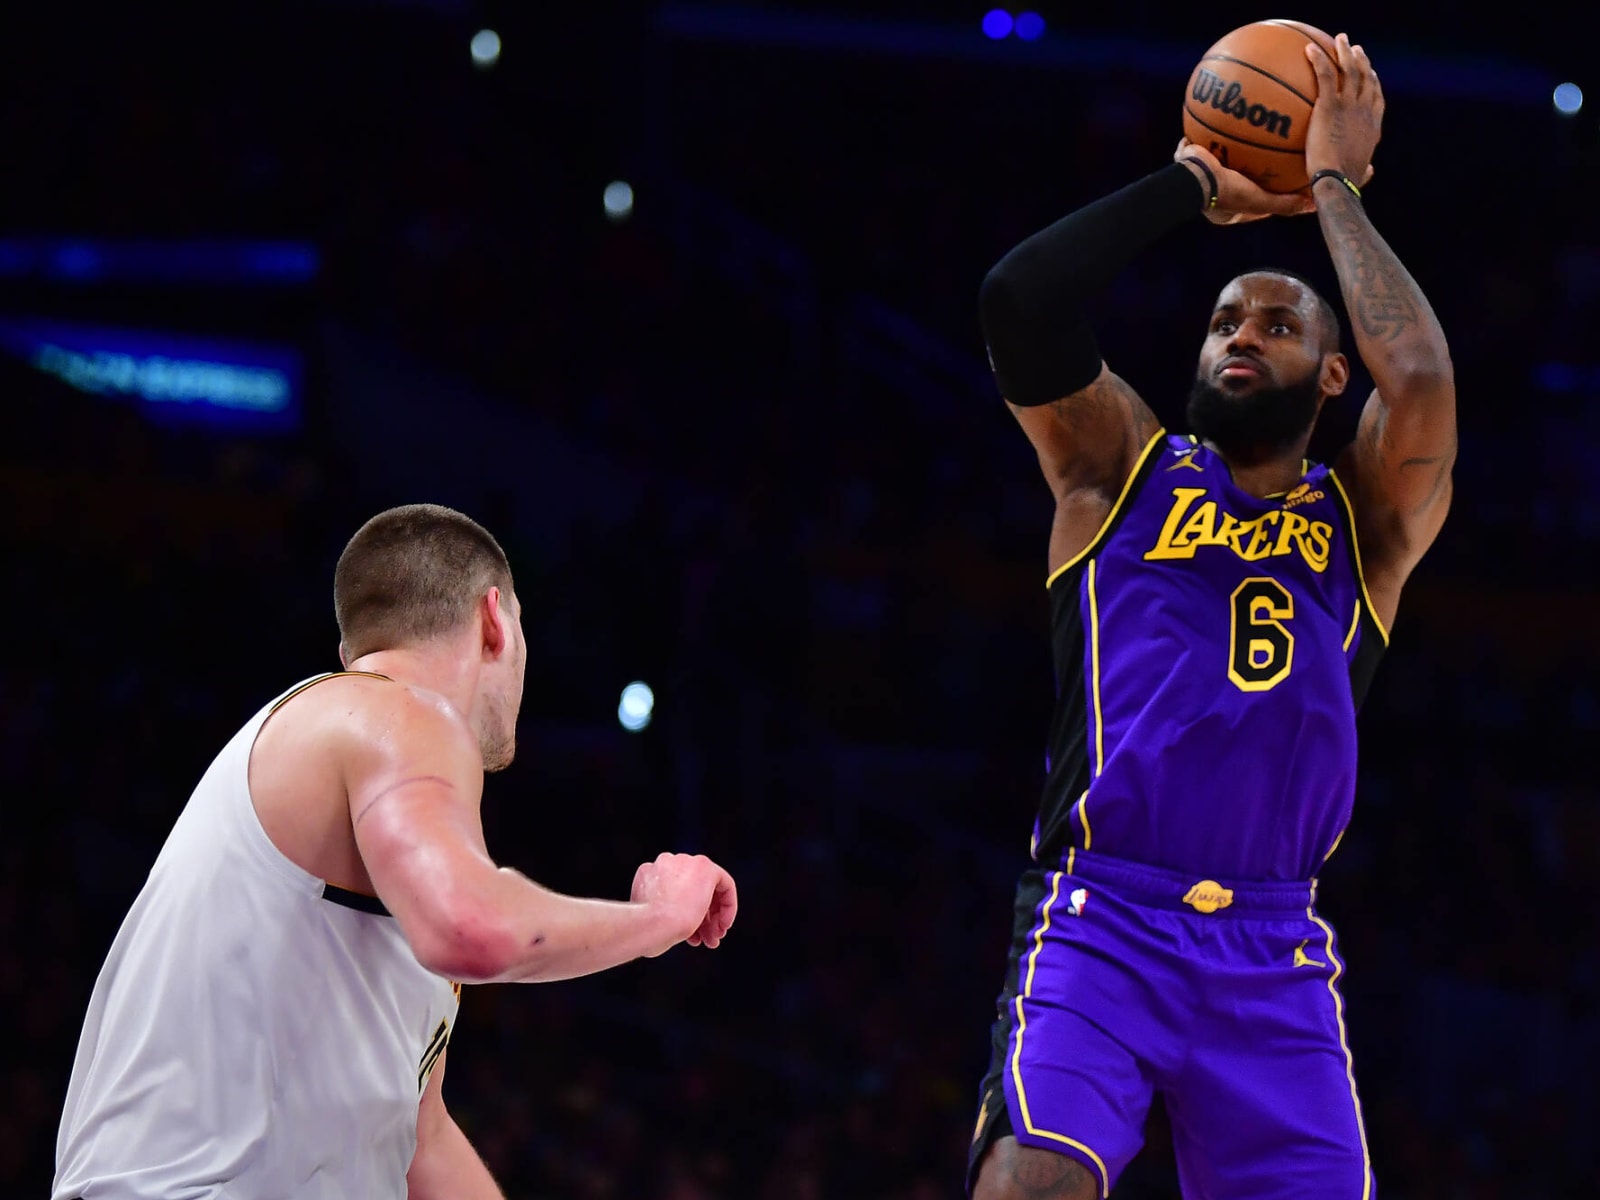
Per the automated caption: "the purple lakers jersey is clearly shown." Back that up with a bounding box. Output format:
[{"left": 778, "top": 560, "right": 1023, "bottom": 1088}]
[{"left": 1035, "top": 431, "right": 1388, "bottom": 882}]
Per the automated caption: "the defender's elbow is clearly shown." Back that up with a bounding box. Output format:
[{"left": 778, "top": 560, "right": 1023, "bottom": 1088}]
[{"left": 410, "top": 901, "right": 518, "bottom": 984}]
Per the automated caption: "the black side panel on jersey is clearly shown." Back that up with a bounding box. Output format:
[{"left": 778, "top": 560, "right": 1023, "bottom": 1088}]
[
  {"left": 1034, "top": 442, "right": 1165, "bottom": 865},
  {"left": 1323, "top": 469, "right": 1389, "bottom": 711},
  {"left": 1348, "top": 605, "right": 1386, "bottom": 710},
  {"left": 1038, "top": 559, "right": 1094, "bottom": 863}
]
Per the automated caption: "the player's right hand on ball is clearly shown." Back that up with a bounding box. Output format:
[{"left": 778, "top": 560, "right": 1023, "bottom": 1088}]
[
  {"left": 1175, "top": 139, "right": 1316, "bottom": 226},
  {"left": 631, "top": 852, "right": 739, "bottom": 954}
]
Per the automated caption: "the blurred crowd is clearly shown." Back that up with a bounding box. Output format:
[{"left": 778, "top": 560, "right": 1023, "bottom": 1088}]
[{"left": 4, "top": 4, "right": 1600, "bottom": 1198}]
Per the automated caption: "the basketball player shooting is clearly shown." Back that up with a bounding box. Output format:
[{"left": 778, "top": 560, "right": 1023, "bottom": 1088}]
[
  {"left": 967, "top": 34, "right": 1453, "bottom": 1200},
  {"left": 53, "top": 504, "right": 738, "bottom": 1200}
]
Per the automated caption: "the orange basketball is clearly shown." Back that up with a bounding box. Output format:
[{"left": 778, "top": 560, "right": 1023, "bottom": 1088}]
[{"left": 1181, "top": 20, "right": 1338, "bottom": 193}]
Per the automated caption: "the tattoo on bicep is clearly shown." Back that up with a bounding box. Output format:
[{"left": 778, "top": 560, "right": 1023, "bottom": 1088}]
[{"left": 1400, "top": 432, "right": 1458, "bottom": 514}]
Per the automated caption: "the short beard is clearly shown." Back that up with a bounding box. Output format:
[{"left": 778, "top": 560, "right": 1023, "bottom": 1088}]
[
  {"left": 480, "top": 730, "right": 515, "bottom": 774},
  {"left": 477, "top": 694, "right": 518, "bottom": 773},
  {"left": 1186, "top": 370, "right": 1322, "bottom": 463}
]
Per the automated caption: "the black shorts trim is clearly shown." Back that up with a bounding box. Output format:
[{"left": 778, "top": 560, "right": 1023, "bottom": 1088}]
[{"left": 966, "top": 870, "right": 1048, "bottom": 1195}]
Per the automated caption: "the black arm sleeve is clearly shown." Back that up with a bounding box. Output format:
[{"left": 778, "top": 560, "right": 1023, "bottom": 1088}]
[{"left": 979, "top": 163, "right": 1206, "bottom": 408}]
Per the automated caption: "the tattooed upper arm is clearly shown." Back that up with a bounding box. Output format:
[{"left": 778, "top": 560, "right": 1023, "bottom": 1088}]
[
  {"left": 1338, "top": 382, "right": 1456, "bottom": 607},
  {"left": 1008, "top": 365, "right": 1160, "bottom": 504}
]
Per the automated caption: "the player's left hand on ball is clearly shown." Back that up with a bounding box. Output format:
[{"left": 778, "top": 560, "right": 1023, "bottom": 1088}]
[
  {"left": 1174, "top": 139, "right": 1315, "bottom": 226},
  {"left": 1304, "top": 33, "right": 1383, "bottom": 185},
  {"left": 686, "top": 867, "right": 738, "bottom": 949}
]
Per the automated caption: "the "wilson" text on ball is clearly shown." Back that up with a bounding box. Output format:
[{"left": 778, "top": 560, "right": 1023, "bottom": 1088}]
[{"left": 1191, "top": 69, "right": 1293, "bottom": 139}]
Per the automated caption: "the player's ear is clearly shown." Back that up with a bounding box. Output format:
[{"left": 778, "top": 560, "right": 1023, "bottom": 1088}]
[
  {"left": 480, "top": 587, "right": 508, "bottom": 660},
  {"left": 1320, "top": 352, "right": 1350, "bottom": 399}
]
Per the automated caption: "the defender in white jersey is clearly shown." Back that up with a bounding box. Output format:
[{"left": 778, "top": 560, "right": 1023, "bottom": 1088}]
[{"left": 55, "top": 504, "right": 739, "bottom": 1200}]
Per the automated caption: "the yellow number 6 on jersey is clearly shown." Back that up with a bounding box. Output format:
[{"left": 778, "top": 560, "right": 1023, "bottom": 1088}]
[{"left": 1229, "top": 578, "right": 1294, "bottom": 692}]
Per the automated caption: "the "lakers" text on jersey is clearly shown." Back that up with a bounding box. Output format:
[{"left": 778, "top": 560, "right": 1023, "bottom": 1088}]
[{"left": 1142, "top": 486, "right": 1333, "bottom": 573}]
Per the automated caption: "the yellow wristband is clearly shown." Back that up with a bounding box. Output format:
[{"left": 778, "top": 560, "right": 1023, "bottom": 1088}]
[{"left": 1310, "top": 169, "right": 1362, "bottom": 200}]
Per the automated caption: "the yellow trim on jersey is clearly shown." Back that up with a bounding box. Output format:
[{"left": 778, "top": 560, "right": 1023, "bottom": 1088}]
[
  {"left": 1325, "top": 470, "right": 1390, "bottom": 647},
  {"left": 1087, "top": 560, "right": 1105, "bottom": 777},
  {"left": 1342, "top": 600, "right": 1361, "bottom": 653},
  {"left": 1011, "top": 872, "right": 1111, "bottom": 1197},
  {"left": 1066, "top": 847, "right": 1076, "bottom": 875},
  {"left": 1323, "top": 826, "right": 1347, "bottom": 864},
  {"left": 1308, "top": 909, "right": 1374, "bottom": 1199},
  {"left": 268, "top": 670, "right": 393, "bottom": 715},
  {"left": 1076, "top": 790, "right": 1093, "bottom": 851},
  {"left": 1046, "top": 428, "right": 1168, "bottom": 588}
]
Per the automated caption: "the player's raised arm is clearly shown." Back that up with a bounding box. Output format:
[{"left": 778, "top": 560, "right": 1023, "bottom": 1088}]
[
  {"left": 1308, "top": 35, "right": 1456, "bottom": 622},
  {"left": 978, "top": 151, "right": 1312, "bottom": 518},
  {"left": 344, "top": 684, "right": 735, "bottom": 985}
]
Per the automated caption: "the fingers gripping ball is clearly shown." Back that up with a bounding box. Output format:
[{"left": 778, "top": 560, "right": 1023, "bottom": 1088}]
[{"left": 1182, "top": 20, "right": 1338, "bottom": 193}]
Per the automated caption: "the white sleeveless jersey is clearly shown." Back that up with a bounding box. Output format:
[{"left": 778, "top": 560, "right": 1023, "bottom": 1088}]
[{"left": 54, "top": 674, "right": 461, "bottom": 1200}]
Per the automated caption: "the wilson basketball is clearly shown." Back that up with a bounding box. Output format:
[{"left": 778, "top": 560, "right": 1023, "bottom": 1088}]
[{"left": 1182, "top": 20, "right": 1338, "bottom": 193}]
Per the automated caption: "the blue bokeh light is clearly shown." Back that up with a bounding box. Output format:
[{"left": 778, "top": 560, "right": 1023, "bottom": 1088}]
[
  {"left": 1553, "top": 82, "right": 1583, "bottom": 115},
  {"left": 981, "top": 10, "right": 1013, "bottom": 39},
  {"left": 1014, "top": 11, "right": 1046, "bottom": 41}
]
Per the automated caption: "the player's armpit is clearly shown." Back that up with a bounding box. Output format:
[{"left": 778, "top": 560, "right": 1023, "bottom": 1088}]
[
  {"left": 408, "top": 1051, "right": 506, "bottom": 1200},
  {"left": 1008, "top": 365, "right": 1160, "bottom": 504}
]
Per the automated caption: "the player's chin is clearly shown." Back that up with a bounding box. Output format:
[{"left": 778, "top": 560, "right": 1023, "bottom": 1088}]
[{"left": 482, "top": 737, "right": 517, "bottom": 773}]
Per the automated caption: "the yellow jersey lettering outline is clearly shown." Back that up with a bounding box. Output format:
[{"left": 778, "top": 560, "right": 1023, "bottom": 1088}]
[{"left": 1144, "top": 487, "right": 1331, "bottom": 573}]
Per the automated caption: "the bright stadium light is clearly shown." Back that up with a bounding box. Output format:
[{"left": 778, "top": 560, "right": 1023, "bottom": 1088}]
[
  {"left": 618, "top": 681, "right": 654, "bottom": 732},
  {"left": 471, "top": 29, "right": 501, "bottom": 68},
  {"left": 603, "top": 180, "right": 634, "bottom": 221}
]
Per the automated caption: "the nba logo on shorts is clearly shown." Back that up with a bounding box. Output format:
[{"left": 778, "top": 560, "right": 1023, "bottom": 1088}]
[{"left": 1066, "top": 887, "right": 1089, "bottom": 916}]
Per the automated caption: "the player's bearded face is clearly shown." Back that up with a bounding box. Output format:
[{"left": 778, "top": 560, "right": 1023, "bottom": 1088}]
[{"left": 1186, "top": 362, "right": 1322, "bottom": 460}]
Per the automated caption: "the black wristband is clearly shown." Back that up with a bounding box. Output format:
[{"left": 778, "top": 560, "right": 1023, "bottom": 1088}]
[
  {"left": 1179, "top": 157, "right": 1219, "bottom": 212},
  {"left": 1310, "top": 169, "right": 1362, "bottom": 200}
]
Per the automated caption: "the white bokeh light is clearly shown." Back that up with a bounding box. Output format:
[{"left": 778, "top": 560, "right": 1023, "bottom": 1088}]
[
  {"left": 618, "top": 681, "right": 654, "bottom": 732},
  {"left": 470, "top": 29, "right": 501, "bottom": 68},
  {"left": 603, "top": 180, "right": 635, "bottom": 221}
]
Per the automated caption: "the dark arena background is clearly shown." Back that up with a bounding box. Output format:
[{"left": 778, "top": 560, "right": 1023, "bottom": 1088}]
[{"left": 5, "top": 1, "right": 1597, "bottom": 1196}]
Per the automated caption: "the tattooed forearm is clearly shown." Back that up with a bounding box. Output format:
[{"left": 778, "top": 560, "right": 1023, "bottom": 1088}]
[
  {"left": 1327, "top": 180, "right": 1457, "bottom": 546},
  {"left": 1316, "top": 184, "right": 1443, "bottom": 353}
]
